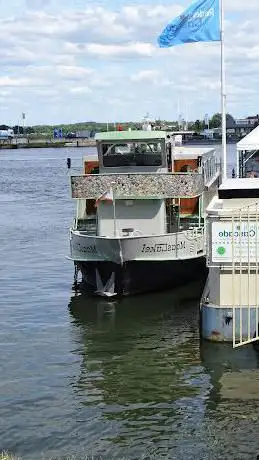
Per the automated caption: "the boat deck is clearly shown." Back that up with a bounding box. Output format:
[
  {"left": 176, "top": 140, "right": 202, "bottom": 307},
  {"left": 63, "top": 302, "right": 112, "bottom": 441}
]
[{"left": 75, "top": 215, "right": 202, "bottom": 235}]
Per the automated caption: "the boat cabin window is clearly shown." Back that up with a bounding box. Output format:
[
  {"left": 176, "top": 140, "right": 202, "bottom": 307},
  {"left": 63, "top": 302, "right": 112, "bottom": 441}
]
[{"left": 102, "top": 141, "right": 163, "bottom": 167}]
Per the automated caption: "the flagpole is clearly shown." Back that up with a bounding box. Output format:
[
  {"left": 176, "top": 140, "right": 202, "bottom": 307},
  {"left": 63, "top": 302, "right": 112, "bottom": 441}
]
[
  {"left": 220, "top": 0, "right": 227, "bottom": 180},
  {"left": 111, "top": 182, "right": 117, "bottom": 238}
]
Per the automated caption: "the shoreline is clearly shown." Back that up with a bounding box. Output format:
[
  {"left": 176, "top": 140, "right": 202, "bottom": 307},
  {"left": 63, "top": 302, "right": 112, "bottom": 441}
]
[{"left": 0, "top": 139, "right": 96, "bottom": 149}]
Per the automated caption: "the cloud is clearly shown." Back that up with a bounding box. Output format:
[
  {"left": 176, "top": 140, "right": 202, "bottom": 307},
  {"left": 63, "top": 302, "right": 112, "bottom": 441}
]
[
  {"left": 69, "top": 86, "right": 92, "bottom": 94},
  {"left": 0, "top": 2, "right": 259, "bottom": 123},
  {"left": 131, "top": 70, "right": 161, "bottom": 83},
  {"left": 226, "top": 0, "right": 259, "bottom": 11},
  {"left": 0, "top": 76, "right": 30, "bottom": 87},
  {"left": 81, "top": 42, "right": 154, "bottom": 58}
]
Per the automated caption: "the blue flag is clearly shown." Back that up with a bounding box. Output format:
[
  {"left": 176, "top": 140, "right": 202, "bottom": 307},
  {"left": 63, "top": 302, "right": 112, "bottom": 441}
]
[{"left": 158, "top": 0, "right": 220, "bottom": 48}]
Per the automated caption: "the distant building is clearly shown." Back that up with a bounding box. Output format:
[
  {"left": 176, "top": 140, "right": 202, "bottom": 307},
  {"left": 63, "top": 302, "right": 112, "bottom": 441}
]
[
  {"left": 65, "top": 130, "right": 95, "bottom": 139},
  {"left": 75, "top": 130, "right": 91, "bottom": 138},
  {"left": 200, "top": 129, "right": 214, "bottom": 140},
  {"left": 246, "top": 114, "right": 259, "bottom": 125},
  {"left": 0, "top": 129, "right": 14, "bottom": 139},
  {"left": 226, "top": 114, "right": 259, "bottom": 139}
]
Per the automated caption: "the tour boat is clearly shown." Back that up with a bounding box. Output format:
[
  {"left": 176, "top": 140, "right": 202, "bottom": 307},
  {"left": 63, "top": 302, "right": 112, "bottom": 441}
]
[{"left": 68, "top": 130, "right": 220, "bottom": 296}]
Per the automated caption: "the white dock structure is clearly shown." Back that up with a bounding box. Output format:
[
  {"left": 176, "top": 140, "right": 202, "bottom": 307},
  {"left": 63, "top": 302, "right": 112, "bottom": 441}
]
[
  {"left": 236, "top": 124, "right": 259, "bottom": 178},
  {"left": 201, "top": 127, "right": 259, "bottom": 347}
]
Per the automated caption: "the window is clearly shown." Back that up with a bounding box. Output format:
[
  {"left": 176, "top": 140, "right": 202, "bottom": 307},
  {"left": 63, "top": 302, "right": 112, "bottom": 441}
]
[{"left": 102, "top": 141, "right": 163, "bottom": 167}]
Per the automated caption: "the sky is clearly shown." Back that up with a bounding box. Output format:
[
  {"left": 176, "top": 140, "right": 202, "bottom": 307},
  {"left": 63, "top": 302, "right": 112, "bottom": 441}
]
[{"left": 0, "top": 0, "right": 259, "bottom": 125}]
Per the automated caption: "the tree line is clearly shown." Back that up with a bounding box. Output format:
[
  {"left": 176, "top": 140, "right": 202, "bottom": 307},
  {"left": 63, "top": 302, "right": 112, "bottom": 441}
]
[{"left": 0, "top": 113, "right": 233, "bottom": 136}]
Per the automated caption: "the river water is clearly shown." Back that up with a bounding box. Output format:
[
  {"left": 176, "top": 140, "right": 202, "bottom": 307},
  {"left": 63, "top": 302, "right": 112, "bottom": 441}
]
[{"left": 1, "top": 145, "right": 259, "bottom": 460}]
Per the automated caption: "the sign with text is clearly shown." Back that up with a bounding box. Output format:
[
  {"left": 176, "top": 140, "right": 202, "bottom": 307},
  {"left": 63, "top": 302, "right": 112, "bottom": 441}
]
[{"left": 211, "top": 221, "right": 259, "bottom": 263}]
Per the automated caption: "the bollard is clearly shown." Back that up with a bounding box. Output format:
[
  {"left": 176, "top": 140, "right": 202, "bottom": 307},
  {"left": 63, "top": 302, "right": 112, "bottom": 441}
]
[
  {"left": 232, "top": 168, "right": 235, "bottom": 178},
  {"left": 67, "top": 157, "right": 71, "bottom": 169}
]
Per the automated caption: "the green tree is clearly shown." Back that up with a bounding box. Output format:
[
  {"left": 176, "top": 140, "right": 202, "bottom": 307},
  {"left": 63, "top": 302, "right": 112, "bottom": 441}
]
[
  {"left": 194, "top": 119, "right": 201, "bottom": 131},
  {"left": 210, "top": 113, "right": 235, "bottom": 129},
  {"left": 210, "top": 113, "right": 222, "bottom": 128},
  {"left": 25, "top": 126, "right": 35, "bottom": 134}
]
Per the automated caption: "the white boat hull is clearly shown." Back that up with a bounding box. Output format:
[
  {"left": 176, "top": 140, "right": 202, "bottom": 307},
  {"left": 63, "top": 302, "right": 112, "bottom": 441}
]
[
  {"left": 69, "top": 230, "right": 207, "bottom": 296},
  {"left": 70, "top": 229, "right": 205, "bottom": 263}
]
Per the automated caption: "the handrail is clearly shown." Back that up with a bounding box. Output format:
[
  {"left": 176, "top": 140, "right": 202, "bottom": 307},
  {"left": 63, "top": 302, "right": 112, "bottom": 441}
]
[
  {"left": 210, "top": 200, "right": 259, "bottom": 217},
  {"left": 72, "top": 171, "right": 203, "bottom": 177},
  {"left": 72, "top": 226, "right": 205, "bottom": 242}
]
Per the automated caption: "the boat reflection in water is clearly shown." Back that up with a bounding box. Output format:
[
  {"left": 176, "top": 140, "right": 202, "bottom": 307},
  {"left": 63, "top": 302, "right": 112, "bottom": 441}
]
[
  {"left": 68, "top": 282, "right": 259, "bottom": 459},
  {"left": 68, "top": 281, "right": 208, "bottom": 459},
  {"left": 200, "top": 339, "right": 259, "bottom": 405},
  {"left": 199, "top": 341, "right": 259, "bottom": 459}
]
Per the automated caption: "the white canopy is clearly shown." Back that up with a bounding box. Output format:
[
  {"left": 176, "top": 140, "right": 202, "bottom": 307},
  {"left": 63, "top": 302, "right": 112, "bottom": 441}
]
[{"left": 237, "top": 125, "right": 259, "bottom": 151}]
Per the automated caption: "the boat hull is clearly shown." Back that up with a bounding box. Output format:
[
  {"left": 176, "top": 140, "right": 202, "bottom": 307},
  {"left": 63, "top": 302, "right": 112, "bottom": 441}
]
[{"left": 77, "top": 257, "right": 208, "bottom": 297}]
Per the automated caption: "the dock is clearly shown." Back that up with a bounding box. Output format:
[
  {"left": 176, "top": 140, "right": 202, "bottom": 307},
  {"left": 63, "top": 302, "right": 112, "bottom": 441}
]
[
  {"left": 0, "top": 137, "right": 96, "bottom": 149},
  {"left": 200, "top": 125, "right": 259, "bottom": 349}
]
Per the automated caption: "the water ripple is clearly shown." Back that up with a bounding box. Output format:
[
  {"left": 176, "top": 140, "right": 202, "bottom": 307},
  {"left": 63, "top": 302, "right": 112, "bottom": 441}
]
[{"left": 1, "top": 146, "right": 259, "bottom": 460}]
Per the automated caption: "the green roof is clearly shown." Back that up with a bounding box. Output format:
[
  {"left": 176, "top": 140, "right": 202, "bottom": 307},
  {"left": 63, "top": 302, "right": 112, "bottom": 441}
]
[{"left": 95, "top": 130, "right": 167, "bottom": 142}]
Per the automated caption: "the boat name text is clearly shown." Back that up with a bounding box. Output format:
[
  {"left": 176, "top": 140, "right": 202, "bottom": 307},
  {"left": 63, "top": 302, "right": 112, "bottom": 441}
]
[
  {"left": 77, "top": 244, "right": 97, "bottom": 253},
  {"left": 141, "top": 241, "right": 186, "bottom": 253}
]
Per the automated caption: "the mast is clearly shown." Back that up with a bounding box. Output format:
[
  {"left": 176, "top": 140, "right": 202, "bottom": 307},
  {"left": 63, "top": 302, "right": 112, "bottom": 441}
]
[{"left": 220, "top": 0, "right": 227, "bottom": 180}]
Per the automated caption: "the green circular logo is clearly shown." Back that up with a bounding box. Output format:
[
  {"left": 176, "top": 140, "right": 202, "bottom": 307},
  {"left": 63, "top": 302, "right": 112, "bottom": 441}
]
[{"left": 217, "top": 246, "right": 226, "bottom": 256}]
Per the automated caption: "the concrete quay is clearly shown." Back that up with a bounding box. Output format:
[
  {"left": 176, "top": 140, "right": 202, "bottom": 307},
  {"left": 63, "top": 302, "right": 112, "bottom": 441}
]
[{"left": 0, "top": 137, "right": 96, "bottom": 149}]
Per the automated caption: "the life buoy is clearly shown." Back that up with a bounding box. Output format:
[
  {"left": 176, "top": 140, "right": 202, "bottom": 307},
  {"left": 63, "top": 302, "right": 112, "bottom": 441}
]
[{"left": 180, "top": 164, "right": 197, "bottom": 173}]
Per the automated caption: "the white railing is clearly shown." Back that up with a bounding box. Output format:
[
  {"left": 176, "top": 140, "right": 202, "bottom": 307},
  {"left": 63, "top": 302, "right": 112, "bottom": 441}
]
[
  {"left": 230, "top": 201, "right": 259, "bottom": 347},
  {"left": 206, "top": 200, "right": 259, "bottom": 347}
]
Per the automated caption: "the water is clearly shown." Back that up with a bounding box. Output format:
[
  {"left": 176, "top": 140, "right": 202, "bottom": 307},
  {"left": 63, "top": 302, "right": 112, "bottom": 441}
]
[{"left": 1, "top": 145, "right": 259, "bottom": 460}]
